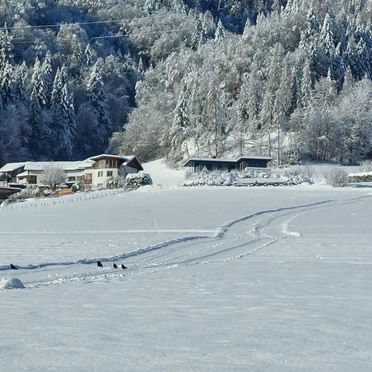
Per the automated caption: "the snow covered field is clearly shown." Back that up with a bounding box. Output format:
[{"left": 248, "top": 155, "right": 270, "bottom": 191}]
[{"left": 1, "top": 176, "right": 372, "bottom": 371}]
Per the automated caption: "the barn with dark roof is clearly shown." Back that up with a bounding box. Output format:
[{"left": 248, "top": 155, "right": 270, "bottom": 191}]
[{"left": 183, "top": 156, "right": 272, "bottom": 172}]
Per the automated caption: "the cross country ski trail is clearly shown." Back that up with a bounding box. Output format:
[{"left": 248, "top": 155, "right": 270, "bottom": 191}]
[{"left": 1, "top": 195, "right": 369, "bottom": 290}]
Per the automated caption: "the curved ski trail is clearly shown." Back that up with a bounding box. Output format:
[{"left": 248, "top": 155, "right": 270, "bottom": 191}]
[{"left": 2, "top": 195, "right": 369, "bottom": 289}]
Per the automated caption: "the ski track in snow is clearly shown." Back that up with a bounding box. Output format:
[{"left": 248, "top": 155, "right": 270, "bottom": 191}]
[{"left": 1, "top": 194, "right": 370, "bottom": 290}]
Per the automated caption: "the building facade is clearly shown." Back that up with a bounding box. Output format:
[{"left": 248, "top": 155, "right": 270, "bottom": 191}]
[
  {"left": 183, "top": 156, "right": 272, "bottom": 172},
  {"left": 0, "top": 154, "right": 143, "bottom": 189}
]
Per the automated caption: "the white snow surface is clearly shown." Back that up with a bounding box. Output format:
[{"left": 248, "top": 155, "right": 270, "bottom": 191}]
[
  {"left": 1, "top": 180, "right": 372, "bottom": 371},
  {"left": 142, "top": 158, "right": 185, "bottom": 185}
]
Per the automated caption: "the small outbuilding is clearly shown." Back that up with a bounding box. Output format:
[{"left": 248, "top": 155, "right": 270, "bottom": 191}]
[
  {"left": 0, "top": 162, "right": 26, "bottom": 185},
  {"left": 183, "top": 156, "right": 272, "bottom": 172}
]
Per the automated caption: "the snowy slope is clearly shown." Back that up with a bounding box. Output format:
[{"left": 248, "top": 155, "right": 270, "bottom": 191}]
[
  {"left": 1, "top": 184, "right": 372, "bottom": 371},
  {"left": 142, "top": 158, "right": 186, "bottom": 185}
]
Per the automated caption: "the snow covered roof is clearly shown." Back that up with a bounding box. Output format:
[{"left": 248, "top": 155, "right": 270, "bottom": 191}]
[
  {"left": 185, "top": 158, "right": 236, "bottom": 164},
  {"left": 184, "top": 156, "right": 272, "bottom": 166},
  {"left": 123, "top": 156, "right": 143, "bottom": 170},
  {"left": 88, "top": 154, "right": 142, "bottom": 169},
  {"left": 24, "top": 161, "right": 93, "bottom": 171},
  {"left": 88, "top": 154, "right": 127, "bottom": 161},
  {"left": 0, "top": 162, "right": 26, "bottom": 173},
  {"left": 348, "top": 171, "right": 372, "bottom": 177},
  {"left": 1, "top": 155, "right": 140, "bottom": 174},
  {"left": 122, "top": 155, "right": 136, "bottom": 166},
  {"left": 238, "top": 156, "right": 272, "bottom": 161},
  {"left": 122, "top": 155, "right": 135, "bottom": 161},
  {"left": 16, "top": 171, "right": 29, "bottom": 178}
]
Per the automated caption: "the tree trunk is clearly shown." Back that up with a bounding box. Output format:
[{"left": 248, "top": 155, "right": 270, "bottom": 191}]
[
  {"left": 277, "top": 126, "right": 280, "bottom": 166},
  {"left": 268, "top": 133, "right": 272, "bottom": 157}
]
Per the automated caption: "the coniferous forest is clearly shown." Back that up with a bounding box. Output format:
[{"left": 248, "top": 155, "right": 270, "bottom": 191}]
[{"left": 0, "top": 0, "right": 371, "bottom": 166}]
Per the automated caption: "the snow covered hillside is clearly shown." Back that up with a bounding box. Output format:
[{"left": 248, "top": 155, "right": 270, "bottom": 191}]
[{"left": 1, "top": 182, "right": 372, "bottom": 371}]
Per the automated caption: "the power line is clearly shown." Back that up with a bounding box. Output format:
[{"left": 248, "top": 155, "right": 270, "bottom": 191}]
[
  {"left": 93, "top": 27, "right": 191, "bottom": 39},
  {"left": 0, "top": 12, "right": 193, "bottom": 32},
  {"left": 10, "top": 27, "right": 193, "bottom": 44},
  {"left": 0, "top": 18, "right": 125, "bottom": 31},
  {"left": 1, "top": 14, "right": 194, "bottom": 45},
  {"left": 0, "top": 2, "right": 235, "bottom": 33}
]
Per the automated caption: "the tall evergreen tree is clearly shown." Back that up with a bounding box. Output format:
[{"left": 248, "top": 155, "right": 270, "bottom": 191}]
[
  {"left": 169, "top": 84, "right": 190, "bottom": 160},
  {"left": 259, "top": 88, "right": 274, "bottom": 157},
  {"left": 301, "top": 58, "right": 313, "bottom": 108},
  {"left": 41, "top": 51, "right": 53, "bottom": 104},
  {"left": 191, "top": 15, "right": 207, "bottom": 50},
  {"left": 0, "top": 27, "right": 12, "bottom": 74},
  {"left": 30, "top": 59, "right": 47, "bottom": 108},
  {"left": 12, "top": 61, "right": 28, "bottom": 104},
  {"left": 0, "top": 62, "right": 13, "bottom": 107},
  {"left": 83, "top": 44, "right": 94, "bottom": 66},
  {"left": 320, "top": 12, "right": 336, "bottom": 58},
  {"left": 86, "top": 60, "right": 112, "bottom": 152},
  {"left": 214, "top": 20, "right": 226, "bottom": 42},
  {"left": 50, "top": 67, "right": 76, "bottom": 160},
  {"left": 59, "top": 84, "right": 76, "bottom": 159},
  {"left": 28, "top": 59, "right": 51, "bottom": 160},
  {"left": 207, "top": 78, "right": 226, "bottom": 157}
]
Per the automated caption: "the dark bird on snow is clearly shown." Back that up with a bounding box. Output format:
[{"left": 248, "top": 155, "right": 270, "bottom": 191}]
[
  {"left": 97, "top": 261, "right": 103, "bottom": 268},
  {"left": 121, "top": 264, "right": 128, "bottom": 270},
  {"left": 113, "top": 263, "right": 118, "bottom": 269},
  {"left": 10, "top": 264, "right": 18, "bottom": 270}
]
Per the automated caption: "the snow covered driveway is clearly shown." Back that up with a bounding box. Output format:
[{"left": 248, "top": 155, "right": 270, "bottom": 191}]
[{"left": 1, "top": 186, "right": 372, "bottom": 371}]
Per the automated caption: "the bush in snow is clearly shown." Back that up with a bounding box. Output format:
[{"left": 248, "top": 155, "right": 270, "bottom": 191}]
[
  {"left": 3, "top": 191, "right": 24, "bottom": 205},
  {"left": 184, "top": 168, "right": 308, "bottom": 187},
  {"left": 298, "top": 163, "right": 315, "bottom": 181},
  {"left": 239, "top": 169, "right": 275, "bottom": 179},
  {"left": 184, "top": 169, "right": 237, "bottom": 186},
  {"left": 3, "top": 187, "right": 36, "bottom": 204},
  {"left": 359, "top": 160, "right": 372, "bottom": 172},
  {"left": 29, "top": 186, "right": 53, "bottom": 198},
  {"left": 3, "top": 185, "right": 56, "bottom": 205},
  {"left": 348, "top": 174, "right": 372, "bottom": 182},
  {"left": 279, "top": 165, "right": 315, "bottom": 184},
  {"left": 125, "top": 172, "right": 153, "bottom": 189},
  {"left": 71, "top": 183, "right": 80, "bottom": 192},
  {"left": 0, "top": 277, "right": 25, "bottom": 290},
  {"left": 325, "top": 168, "right": 349, "bottom": 187}
]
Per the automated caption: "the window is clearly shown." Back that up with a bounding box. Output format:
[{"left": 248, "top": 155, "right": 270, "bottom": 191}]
[
  {"left": 98, "top": 171, "right": 103, "bottom": 177},
  {"left": 29, "top": 175, "right": 37, "bottom": 184},
  {"left": 248, "top": 160, "right": 265, "bottom": 168},
  {"left": 84, "top": 174, "right": 92, "bottom": 184},
  {"left": 107, "top": 171, "right": 113, "bottom": 177},
  {"left": 68, "top": 176, "right": 76, "bottom": 182}
]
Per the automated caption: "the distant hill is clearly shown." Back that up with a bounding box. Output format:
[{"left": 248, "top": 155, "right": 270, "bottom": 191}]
[{"left": 0, "top": 0, "right": 371, "bottom": 167}]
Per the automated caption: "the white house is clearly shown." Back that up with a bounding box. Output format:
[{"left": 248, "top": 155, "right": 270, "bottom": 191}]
[
  {"left": 82, "top": 154, "right": 143, "bottom": 189},
  {"left": 15, "top": 160, "right": 93, "bottom": 185},
  {"left": 0, "top": 154, "right": 143, "bottom": 189}
]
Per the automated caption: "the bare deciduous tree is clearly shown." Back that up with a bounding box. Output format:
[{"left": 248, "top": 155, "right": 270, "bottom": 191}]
[{"left": 41, "top": 164, "right": 65, "bottom": 189}]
